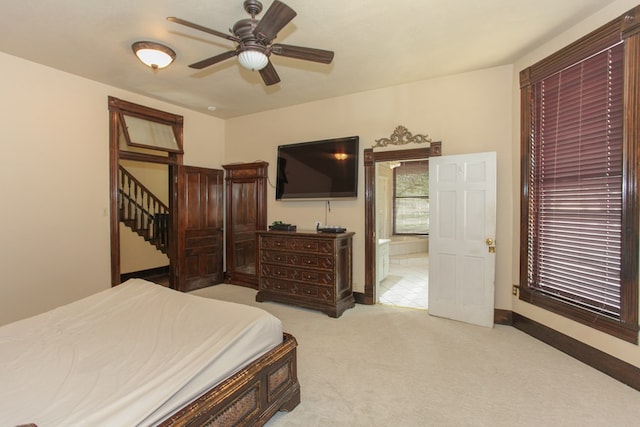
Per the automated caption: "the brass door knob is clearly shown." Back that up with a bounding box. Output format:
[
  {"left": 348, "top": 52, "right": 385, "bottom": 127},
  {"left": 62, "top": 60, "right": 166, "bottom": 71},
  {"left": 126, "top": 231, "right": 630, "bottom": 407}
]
[{"left": 486, "top": 238, "right": 496, "bottom": 253}]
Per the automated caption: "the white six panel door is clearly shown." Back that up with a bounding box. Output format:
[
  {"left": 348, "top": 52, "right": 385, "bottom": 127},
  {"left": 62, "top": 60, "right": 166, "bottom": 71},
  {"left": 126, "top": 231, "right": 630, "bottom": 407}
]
[{"left": 428, "top": 152, "right": 497, "bottom": 327}]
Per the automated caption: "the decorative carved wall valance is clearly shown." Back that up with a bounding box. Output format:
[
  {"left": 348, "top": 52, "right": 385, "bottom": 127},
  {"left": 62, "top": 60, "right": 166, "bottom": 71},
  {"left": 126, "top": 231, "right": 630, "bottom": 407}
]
[{"left": 372, "top": 125, "right": 432, "bottom": 148}]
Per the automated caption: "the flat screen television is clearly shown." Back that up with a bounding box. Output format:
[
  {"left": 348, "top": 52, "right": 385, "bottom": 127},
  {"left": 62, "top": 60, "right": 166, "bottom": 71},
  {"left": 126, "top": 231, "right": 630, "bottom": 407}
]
[{"left": 276, "top": 136, "right": 359, "bottom": 201}]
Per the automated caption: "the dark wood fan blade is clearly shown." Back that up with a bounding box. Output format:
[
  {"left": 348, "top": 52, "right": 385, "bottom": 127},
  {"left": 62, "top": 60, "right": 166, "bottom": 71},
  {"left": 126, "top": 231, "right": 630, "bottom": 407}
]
[
  {"left": 259, "top": 61, "right": 281, "bottom": 86},
  {"left": 189, "top": 50, "right": 237, "bottom": 69},
  {"left": 253, "top": 1, "right": 297, "bottom": 43},
  {"left": 271, "top": 44, "right": 334, "bottom": 64},
  {"left": 167, "top": 17, "right": 239, "bottom": 42}
]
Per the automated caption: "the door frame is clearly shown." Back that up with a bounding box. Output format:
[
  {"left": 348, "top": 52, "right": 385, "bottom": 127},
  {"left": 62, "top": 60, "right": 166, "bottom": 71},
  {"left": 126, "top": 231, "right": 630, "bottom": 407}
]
[
  {"left": 357, "top": 143, "right": 441, "bottom": 304},
  {"left": 108, "top": 97, "right": 183, "bottom": 287}
]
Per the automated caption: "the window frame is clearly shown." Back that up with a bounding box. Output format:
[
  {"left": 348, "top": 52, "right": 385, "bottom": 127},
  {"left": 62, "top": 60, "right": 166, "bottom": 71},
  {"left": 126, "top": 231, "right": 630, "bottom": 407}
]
[
  {"left": 392, "top": 160, "right": 429, "bottom": 235},
  {"left": 120, "top": 113, "right": 183, "bottom": 153},
  {"left": 519, "top": 6, "right": 640, "bottom": 344}
]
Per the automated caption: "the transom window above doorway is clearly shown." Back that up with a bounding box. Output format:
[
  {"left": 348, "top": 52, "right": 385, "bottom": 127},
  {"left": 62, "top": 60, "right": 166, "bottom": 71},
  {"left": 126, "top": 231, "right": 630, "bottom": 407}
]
[
  {"left": 109, "top": 96, "right": 184, "bottom": 159},
  {"left": 121, "top": 114, "right": 181, "bottom": 153}
]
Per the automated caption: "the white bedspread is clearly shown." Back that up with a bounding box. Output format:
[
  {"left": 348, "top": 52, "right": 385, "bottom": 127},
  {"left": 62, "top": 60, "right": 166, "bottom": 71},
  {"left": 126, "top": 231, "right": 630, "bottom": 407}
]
[{"left": 0, "top": 279, "right": 282, "bottom": 426}]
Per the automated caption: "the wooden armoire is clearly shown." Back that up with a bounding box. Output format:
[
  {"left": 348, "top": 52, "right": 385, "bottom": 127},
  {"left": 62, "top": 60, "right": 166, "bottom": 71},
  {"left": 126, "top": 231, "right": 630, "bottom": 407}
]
[{"left": 222, "top": 161, "right": 268, "bottom": 289}]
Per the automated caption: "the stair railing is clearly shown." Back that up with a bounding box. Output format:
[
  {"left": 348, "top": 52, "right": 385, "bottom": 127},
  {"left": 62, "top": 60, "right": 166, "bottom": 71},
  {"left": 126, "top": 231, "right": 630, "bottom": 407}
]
[{"left": 118, "top": 165, "right": 169, "bottom": 252}]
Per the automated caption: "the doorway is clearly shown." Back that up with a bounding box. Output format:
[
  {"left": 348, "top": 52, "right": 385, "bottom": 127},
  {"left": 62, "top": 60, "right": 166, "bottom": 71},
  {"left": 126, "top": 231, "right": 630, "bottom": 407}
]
[
  {"left": 108, "top": 97, "right": 183, "bottom": 288},
  {"left": 375, "top": 160, "right": 429, "bottom": 309},
  {"left": 361, "top": 143, "right": 441, "bottom": 305},
  {"left": 118, "top": 159, "right": 171, "bottom": 284}
]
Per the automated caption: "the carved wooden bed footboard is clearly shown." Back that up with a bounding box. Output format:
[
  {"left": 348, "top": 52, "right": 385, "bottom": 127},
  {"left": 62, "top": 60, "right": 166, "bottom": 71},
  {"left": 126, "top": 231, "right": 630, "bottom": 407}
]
[{"left": 159, "top": 333, "right": 300, "bottom": 426}]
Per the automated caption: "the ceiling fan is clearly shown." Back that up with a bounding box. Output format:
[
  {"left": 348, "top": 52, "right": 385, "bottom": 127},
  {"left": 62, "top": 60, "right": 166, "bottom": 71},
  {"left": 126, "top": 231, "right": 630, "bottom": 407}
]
[{"left": 167, "top": 0, "right": 334, "bottom": 86}]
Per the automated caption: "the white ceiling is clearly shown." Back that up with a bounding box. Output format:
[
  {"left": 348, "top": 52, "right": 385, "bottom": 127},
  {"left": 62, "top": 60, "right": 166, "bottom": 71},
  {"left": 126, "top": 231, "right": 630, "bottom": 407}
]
[{"left": 0, "top": 0, "right": 618, "bottom": 119}]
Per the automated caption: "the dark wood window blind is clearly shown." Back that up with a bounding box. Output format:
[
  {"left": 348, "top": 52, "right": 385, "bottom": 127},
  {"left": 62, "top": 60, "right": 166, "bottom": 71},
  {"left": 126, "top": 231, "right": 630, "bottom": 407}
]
[
  {"left": 519, "top": 6, "right": 640, "bottom": 343},
  {"left": 529, "top": 43, "right": 624, "bottom": 318}
]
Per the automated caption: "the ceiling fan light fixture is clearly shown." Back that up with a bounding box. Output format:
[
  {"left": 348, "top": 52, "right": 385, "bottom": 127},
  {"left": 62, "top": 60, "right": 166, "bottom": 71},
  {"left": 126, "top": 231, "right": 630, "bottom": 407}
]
[
  {"left": 238, "top": 49, "right": 268, "bottom": 71},
  {"left": 132, "top": 41, "right": 176, "bottom": 70}
]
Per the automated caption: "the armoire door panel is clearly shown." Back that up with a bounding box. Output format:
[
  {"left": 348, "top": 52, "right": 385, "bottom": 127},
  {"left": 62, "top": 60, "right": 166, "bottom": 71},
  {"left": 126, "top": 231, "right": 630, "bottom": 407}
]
[{"left": 223, "top": 162, "right": 268, "bottom": 289}]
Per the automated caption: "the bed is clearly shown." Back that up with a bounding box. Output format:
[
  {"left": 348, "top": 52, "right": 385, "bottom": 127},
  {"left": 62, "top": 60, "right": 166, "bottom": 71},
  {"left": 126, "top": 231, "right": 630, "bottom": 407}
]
[{"left": 0, "top": 279, "right": 300, "bottom": 426}]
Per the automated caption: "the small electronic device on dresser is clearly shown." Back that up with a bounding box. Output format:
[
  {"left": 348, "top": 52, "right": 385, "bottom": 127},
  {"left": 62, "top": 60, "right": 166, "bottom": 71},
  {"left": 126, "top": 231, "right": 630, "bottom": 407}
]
[
  {"left": 269, "top": 221, "right": 297, "bottom": 231},
  {"left": 316, "top": 223, "right": 347, "bottom": 233}
]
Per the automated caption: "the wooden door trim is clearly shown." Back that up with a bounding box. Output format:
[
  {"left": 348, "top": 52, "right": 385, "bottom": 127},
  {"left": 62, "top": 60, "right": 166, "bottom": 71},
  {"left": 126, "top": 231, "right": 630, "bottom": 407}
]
[
  {"left": 108, "top": 97, "right": 183, "bottom": 287},
  {"left": 357, "top": 143, "right": 441, "bottom": 305}
]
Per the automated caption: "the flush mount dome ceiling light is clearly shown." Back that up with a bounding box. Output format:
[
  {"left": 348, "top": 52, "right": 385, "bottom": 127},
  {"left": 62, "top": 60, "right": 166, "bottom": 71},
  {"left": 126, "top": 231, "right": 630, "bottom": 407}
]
[{"left": 132, "top": 41, "right": 176, "bottom": 70}]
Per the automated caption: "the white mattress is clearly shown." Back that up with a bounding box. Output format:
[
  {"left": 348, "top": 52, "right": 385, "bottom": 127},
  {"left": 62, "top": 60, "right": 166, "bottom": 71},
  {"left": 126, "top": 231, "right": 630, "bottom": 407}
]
[{"left": 0, "top": 279, "right": 282, "bottom": 426}]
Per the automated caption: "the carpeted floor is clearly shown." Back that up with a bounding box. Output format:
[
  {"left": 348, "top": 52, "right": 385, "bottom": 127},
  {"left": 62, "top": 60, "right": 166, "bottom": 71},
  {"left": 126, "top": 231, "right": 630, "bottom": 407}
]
[{"left": 191, "top": 284, "right": 640, "bottom": 427}]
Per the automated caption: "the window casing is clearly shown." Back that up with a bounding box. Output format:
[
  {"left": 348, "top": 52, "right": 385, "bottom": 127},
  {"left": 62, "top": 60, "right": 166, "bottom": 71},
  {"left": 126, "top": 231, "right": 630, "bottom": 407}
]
[{"left": 519, "top": 6, "right": 640, "bottom": 343}]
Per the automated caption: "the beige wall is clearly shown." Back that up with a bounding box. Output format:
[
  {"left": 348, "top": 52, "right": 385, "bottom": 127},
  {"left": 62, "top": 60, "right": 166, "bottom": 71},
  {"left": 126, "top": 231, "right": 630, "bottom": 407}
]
[
  {"left": 0, "top": 52, "right": 225, "bottom": 326},
  {"left": 226, "top": 65, "right": 514, "bottom": 309},
  {"left": 510, "top": 0, "right": 640, "bottom": 367}
]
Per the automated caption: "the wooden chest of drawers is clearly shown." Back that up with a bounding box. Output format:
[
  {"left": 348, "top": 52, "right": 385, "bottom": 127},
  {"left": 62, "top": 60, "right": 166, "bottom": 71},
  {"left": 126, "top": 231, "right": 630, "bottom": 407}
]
[{"left": 256, "top": 230, "right": 355, "bottom": 318}]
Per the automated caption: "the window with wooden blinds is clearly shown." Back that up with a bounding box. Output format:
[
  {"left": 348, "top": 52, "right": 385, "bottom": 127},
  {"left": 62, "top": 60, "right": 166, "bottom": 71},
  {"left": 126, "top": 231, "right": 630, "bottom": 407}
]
[
  {"left": 519, "top": 6, "right": 639, "bottom": 343},
  {"left": 529, "top": 43, "right": 624, "bottom": 318}
]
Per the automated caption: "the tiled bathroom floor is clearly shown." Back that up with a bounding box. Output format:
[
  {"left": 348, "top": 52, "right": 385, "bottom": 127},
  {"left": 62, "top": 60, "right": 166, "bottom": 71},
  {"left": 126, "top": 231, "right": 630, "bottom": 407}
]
[{"left": 378, "top": 252, "right": 428, "bottom": 309}]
